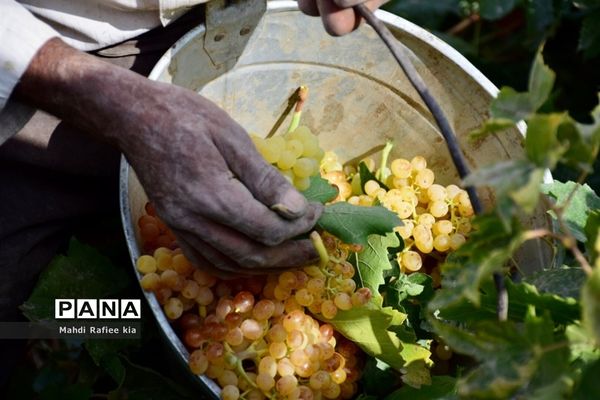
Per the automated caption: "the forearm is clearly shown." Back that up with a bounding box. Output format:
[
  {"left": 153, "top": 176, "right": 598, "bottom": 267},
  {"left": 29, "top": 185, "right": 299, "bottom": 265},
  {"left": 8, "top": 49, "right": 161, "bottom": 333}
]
[{"left": 13, "top": 37, "right": 152, "bottom": 147}]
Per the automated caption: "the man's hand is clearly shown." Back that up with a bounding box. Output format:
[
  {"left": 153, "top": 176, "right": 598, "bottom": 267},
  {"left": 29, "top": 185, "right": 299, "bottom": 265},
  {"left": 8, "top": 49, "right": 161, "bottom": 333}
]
[
  {"left": 15, "top": 38, "right": 322, "bottom": 276},
  {"left": 298, "top": 0, "right": 386, "bottom": 36}
]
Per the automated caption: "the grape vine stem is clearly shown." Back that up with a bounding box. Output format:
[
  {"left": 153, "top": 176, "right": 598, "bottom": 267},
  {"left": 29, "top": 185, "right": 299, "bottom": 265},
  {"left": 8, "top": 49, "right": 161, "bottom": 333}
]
[{"left": 353, "top": 4, "right": 507, "bottom": 320}]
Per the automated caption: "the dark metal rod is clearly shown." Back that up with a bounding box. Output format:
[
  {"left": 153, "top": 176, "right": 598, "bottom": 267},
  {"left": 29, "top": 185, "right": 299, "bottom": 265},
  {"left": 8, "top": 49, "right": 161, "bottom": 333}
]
[{"left": 354, "top": 3, "right": 507, "bottom": 321}]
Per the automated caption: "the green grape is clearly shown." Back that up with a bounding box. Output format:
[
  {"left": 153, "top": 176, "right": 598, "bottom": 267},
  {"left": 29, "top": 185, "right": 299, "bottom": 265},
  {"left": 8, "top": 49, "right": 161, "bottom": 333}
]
[
  {"left": 221, "top": 385, "right": 240, "bottom": 400},
  {"left": 293, "top": 158, "right": 316, "bottom": 178},
  {"left": 286, "top": 139, "right": 304, "bottom": 158},
  {"left": 277, "top": 150, "right": 297, "bottom": 170}
]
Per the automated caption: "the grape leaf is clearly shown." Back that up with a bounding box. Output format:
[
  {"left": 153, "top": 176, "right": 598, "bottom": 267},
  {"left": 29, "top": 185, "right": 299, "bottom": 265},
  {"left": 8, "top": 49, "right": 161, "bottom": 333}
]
[
  {"left": 573, "top": 358, "right": 600, "bottom": 400},
  {"left": 463, "top": 160, "right": 544, "bottom": 227},
  {"left": 317, "top": 203, "right": 401, "bottom": 246},
  {"left": 581, "top": 266, "right": 600, "bottom": 347},
  {"left": 525, "top": 113, "right": 569, "bottom": 169},
  {"left": 428, "top": 215, "right": 525, "bottom": 311},
  {"left": 301, "top": 175, "right": 338, "bottom": 203},
  {"left": 585, "top": 210, "right": 600, "bottom": 260},
  {"left": 353, "top": 233, "right": 399, "bottom": 297},
  {"left": 360, "top": 358, "right": 402, "bottom": 399},
  {"left": 528, "top": 266, "right": 587, "bottom": 299},
  {"left": 384, "top": 375, "right": 457, "bottom": 400},
  {"left": 319, "top": 299, "right": 409, "bottom": 371},
  {"left": 438, "top": 278, "right": 580, "bottom": 325},
  {"left": 20, "top": 238, "right": 130, "bottom": 322},
  {"left": 431, "top": 311, "right": 570, "bottom": 399},
  {"left": 541, "top": 181, "right": 600, "bottom": 242},
  {"left": 470, "top": 50, "right": 555, "bottom": 138}
]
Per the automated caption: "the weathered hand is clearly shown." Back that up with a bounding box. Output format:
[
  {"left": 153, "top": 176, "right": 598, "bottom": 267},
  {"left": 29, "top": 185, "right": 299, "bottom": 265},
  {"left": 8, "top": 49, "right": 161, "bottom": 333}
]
[
  {"left": 298, "top": 0, "right": 386, "bottom": 36},
  {"left": 120, "top": 84, "right": 323, "bottom": 276},
  {"left": 15, "top": 38, "right": 322, "bottom": 277}
]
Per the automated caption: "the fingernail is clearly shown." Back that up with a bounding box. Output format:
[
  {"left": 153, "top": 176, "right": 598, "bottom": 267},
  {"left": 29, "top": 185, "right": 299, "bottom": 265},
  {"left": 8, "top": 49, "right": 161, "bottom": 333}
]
[{"left": 271, "top": 189, "right": 307, "bottom": 219}]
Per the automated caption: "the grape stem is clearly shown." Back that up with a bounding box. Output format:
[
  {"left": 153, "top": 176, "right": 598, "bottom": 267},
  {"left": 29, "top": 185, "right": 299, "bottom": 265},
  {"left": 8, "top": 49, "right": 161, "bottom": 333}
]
[
  {"left": 287, "top": 86, "right": 309, "bottom": 134},
  {"left": 310, "top": 231, "right": 330, "bottom": 268},
  {"left": 377, "top": 140, "right": 394, "bottom": 182}
]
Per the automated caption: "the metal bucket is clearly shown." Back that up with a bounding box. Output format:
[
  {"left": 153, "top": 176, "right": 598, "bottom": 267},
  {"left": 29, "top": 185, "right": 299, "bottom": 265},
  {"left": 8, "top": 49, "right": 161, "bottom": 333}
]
[{"left": 119, "top": 2, "right": 551, "bottom": 397}]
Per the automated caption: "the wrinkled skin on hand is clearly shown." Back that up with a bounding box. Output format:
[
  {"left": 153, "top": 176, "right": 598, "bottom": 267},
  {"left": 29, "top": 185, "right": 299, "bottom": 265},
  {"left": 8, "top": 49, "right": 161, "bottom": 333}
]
[
  {"left": 121, "top": 85, "right": 323, "bottom": 276},
  {"left": 15, "top": 38, "right": 322, "bottom": 277}
]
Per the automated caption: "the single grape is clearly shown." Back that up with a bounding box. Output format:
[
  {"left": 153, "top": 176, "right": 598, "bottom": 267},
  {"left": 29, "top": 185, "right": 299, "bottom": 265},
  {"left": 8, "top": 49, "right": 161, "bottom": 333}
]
[
  {"left": 364, "top": 180, "right": 380, "bottom": 196},
  {"left": 164, "top": 297, "right": 183, "bottom": 319},
  {"left": 293, "top": 158, "right": 314, "bottom": 179},
  {"left": 196, "top": 286, "right": 214, "bottom": 306},
  {"left": 136, "top": 255, "right": 157, "bottom": 274},
  {"left": 256, "top": 372, "right": 275, "bottom": 392},
  {"left": 410, "top": 155, "right": 427, "bottom": 171},
  {"left": 391, "top": 158, "right": 412, "bottom": 178},
  {"left": 400, "top": 251, "right": 423, "bottom": 272},
  {"left": 188, "top": 349, "right": 209, "bottom": 374},
  {"left": 429, "top": 200, "right": 449, "bottom": 218},
  {"left": 259, "top": 356, "right": 278, "bottom": 377},
  {"left": 269, "top": 341, "right": 288, "bottom": 359},
  {"left": 225, "top": 327, "right": 244, "bottom": 346},
  {"left": 321, "top": 300, "right": 338, "bottom": 319},
  {"left": 277, "top": 150, "right": 297, "bottom": 170},
  {"left": 333, "top": 293, "right": 352, "bottom": 311},
  {"left": 140, "top": 272, "right": 160, "bottom": 291},
  {"left": 240, "top": 319, "right": 263, "bottom": 341},
  {"left": 433, "top": 234, "right": 451, "bottom": 252},
  {"left": 427, "top": 184, "right": 447, "bottom": 202},
  {"left": 221, "top": 385, "right": 240, "bottom": 400},
  {"left": 253, "top": 299, "right": 275, "bottom": 321},
  {"left": 276, "top": 375, "right": 298, "bottom": 396}
]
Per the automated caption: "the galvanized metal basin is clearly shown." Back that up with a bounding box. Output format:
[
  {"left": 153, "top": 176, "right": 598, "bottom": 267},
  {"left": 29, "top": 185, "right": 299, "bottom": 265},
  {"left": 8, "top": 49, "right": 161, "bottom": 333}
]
[{"left": 119, "top": 2, "right": 552, "bottom": 398}]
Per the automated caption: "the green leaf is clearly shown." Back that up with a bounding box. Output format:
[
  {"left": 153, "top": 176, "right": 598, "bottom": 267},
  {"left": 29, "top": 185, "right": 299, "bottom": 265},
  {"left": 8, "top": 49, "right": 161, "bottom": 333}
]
[
  {"left": 573, "top": 358, "right": 600, "bottom": 400},
  {"left": 301, "top": 175, "right": 338, "bottom": 203},
  {"left": 354, "top": 233, "right": 400, "bottom": 297},
  {"left": 360, "top": 358, "right": 402, "bottom": 399},
  {"left": 470, "top": 49, "right": 555, "bottom": 138},
  {"left": 438, "top": 278, "right": 580, "bottom": 325},
  {"left": 317, "top": 203, "right": 400, "bottom": 246},
  {"left": 429, "top": 215, "right": 525, "bottom": 311},
  {"left": 541, "top": 181, "right": 600, "bottom": 242},
  {"left": 85, "top": 340, "right": 134, "bottom": 385},
  {"left": 20, "top": 239, "right": 130, "bottom": 321},
  {"left": 359, "top": 161, "right": 389, "bottom": 191},
  {"left": 320, "top": 299, "right": 413, "bottom": 371},
  {"left": 464, "top": 160, "right": 544, "bottom": 225},
  {"left": 525, "top": 113, "right": 569, "bottom": 169},
  {"left": 479, "top": 0, "right": 517, "bottom": 20},
  {"left": 585, "top": 210, "right": 600, "bottom": 260},
  {"left": 528, "top": 266, "right": 587, "bottom": 299},
  {"left": 579, "top": 9, "right": 600, "bottom": 58},
  {"left": 384, "top": 375, "right": 457, "bottom": 400},
  {"left": 527, "top": 50, "right": 556, "bottom": 109},
  {"left": 581, "top": 266, "right": 600, "bottom": 346},
  {"left": 431, "top": 311, "right": 569, "bottom": 399}
]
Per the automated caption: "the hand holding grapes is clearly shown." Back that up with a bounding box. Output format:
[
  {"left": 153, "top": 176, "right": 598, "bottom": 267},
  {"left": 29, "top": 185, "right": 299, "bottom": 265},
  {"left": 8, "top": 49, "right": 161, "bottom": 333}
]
[{"left": 14, "top": 38, "right": 323, "bottom": 277}]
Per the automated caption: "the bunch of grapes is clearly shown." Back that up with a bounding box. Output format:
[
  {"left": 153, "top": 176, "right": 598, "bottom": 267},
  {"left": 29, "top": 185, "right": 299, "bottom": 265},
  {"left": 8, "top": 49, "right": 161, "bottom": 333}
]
[
  {"left": 136, "top": 205, "right": 369, "bottom": 399},
  {"left": 321, "top": 152, "right": 475, "bottom": 284},
  {"left": 251, "top": 126, "right": 325, "bottom": 191}
]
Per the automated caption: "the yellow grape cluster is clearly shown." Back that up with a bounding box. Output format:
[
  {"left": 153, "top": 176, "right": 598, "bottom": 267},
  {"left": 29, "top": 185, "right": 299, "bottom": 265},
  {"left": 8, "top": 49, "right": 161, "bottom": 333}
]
[
  {"left": 251, "top": 126, "right": 325, "bottom": 191},
  {"left": 321, "top": 152, "right": 474, "bottom": 282},
  {"left": 136, "top": 208, "right": 369, "bottom": 400}
]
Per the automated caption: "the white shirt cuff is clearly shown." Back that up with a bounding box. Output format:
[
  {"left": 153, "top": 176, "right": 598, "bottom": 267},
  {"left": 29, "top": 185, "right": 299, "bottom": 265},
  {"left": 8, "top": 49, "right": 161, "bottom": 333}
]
[{"left": 0, "top": 1, "right": 60, "bottom": 110}]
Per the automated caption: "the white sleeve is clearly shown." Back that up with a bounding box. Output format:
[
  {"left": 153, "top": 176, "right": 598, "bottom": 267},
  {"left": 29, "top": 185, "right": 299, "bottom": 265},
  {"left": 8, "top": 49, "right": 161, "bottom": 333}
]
[{"left": 0, "top": 1, "right": 60, "bottom": 110}]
